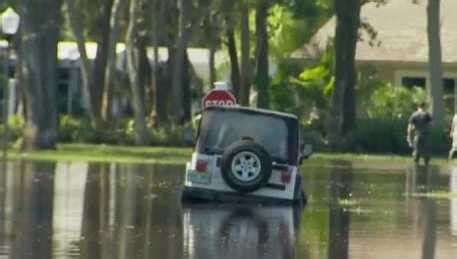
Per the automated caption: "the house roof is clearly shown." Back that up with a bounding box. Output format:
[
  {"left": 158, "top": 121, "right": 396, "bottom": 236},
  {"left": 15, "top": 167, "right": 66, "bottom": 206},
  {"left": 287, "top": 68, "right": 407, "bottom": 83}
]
[{"left": 292, "top": 0, "right": 457, "bottom": 64}]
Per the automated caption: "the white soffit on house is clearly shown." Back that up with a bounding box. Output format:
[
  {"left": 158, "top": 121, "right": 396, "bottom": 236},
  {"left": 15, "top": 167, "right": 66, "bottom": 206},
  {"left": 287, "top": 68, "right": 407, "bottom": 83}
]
[
  {"left": 54, "top": 42, "right": 224, "bottom": 80},
  {"left": 293, "top": 0, "right": 457, "bottom": 64}
]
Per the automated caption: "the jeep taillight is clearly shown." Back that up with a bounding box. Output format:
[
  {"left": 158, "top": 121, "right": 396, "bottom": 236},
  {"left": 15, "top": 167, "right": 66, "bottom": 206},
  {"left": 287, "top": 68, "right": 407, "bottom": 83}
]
[
  {"left": 196, "top": 160, "right": 208, "bottom": 172},
  {"left": 281, "top": 170, "right": 291, "bottom": 183}
]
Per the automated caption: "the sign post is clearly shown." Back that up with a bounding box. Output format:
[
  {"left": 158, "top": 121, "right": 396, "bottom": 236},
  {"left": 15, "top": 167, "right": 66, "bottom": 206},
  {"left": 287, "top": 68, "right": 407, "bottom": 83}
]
[{"left": 202, "top": 82, "right": 237, "bottom": 109}]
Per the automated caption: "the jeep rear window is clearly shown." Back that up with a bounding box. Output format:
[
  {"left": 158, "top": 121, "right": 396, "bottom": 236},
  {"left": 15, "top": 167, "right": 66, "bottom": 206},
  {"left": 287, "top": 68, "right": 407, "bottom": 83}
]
[{"left": 197, "top": 109, "right": 296, "bottom": 164}]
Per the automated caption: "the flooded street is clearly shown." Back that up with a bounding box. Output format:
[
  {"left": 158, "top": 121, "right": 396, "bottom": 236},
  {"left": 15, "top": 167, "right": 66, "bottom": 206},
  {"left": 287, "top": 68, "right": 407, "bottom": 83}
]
[{"left": 0, "top": 160, "right": 457, "bottom": 259}]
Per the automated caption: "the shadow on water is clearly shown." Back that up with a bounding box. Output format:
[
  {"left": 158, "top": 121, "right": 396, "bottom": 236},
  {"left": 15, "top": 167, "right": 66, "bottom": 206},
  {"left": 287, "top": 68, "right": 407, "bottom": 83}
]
[{"left": 1, "top": 160, "right": 457, "bottom": 258}]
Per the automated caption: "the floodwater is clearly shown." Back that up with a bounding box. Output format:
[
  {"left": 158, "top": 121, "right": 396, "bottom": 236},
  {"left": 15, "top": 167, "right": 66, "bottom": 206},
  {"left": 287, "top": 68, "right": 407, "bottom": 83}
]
[{"left": 0, "top": 160, "right": 457, "bottom": 259}]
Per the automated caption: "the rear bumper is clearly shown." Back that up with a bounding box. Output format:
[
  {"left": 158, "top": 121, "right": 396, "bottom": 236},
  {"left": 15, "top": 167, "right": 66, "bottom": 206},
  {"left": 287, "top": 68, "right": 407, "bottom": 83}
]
[{"left": 181, "top": 186, "right": 306, "bottom": 206}]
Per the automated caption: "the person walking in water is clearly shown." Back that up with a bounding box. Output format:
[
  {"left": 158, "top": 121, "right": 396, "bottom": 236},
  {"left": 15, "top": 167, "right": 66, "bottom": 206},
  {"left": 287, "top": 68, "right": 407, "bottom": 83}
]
[
  {"left": 407, "top": 102, "right": 433, "bottom": 166},
  {"left": 449, "top": 114, "right": 457, "bottom": 159}
]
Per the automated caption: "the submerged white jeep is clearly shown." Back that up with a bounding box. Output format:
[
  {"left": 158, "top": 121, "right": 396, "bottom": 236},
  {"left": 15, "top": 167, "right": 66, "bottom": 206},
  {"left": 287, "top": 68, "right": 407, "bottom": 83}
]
[{"left": 182, "top": 106, "right": 311, "bottom": 205}]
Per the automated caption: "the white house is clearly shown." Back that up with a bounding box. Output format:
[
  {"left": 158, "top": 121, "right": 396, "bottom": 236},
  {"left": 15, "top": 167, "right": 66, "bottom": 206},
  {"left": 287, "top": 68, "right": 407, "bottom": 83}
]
[{"left": 0, "top": 41, "right": 225, "bottom": 117}]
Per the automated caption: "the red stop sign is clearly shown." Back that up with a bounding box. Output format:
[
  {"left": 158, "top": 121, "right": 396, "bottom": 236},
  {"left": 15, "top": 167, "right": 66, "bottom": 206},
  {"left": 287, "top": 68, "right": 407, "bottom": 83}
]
[{"left": 202, "top": 90, "right": 237, "bottom": 109}]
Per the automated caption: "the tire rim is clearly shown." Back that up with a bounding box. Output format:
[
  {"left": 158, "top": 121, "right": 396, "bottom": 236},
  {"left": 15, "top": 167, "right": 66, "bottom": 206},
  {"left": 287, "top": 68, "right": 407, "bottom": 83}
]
[{"left": 231, "top": 151, "right": 262, "bottom": 182}]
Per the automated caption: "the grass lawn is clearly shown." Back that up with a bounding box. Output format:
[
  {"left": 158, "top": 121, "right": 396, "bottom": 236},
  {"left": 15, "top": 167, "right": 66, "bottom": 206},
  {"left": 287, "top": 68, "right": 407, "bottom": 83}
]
[
  {"left": 6, "top": 144, "right": 193, "bottom": 164},
  {"left": 310, "top": 152, "right": 448, "bottom": 170},
  {"left": 3, "top": 143, "right": 448, "bottom": 165}
]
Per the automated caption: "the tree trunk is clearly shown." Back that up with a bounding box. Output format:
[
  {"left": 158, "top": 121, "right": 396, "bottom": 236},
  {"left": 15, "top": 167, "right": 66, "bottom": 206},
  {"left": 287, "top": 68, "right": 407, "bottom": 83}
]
[
  {"left": 126, "top": 0, "right": 150, "bottom": 145},
  {"left": 182, "top": 52, "right": 192, "bottom": 123},
  {"left": 64, "top": 0, "right": 94, "bottom": 121},
  {"left": 150, "top": 0, "right": 161, "bottom": 124},
  {"left": 102, "top": 0, "right": 127, "bottom": 122},
  {"left": 150, "top": 44, "right": 159, "bottom": 123},
  {"left": 64, "top": 0, "right": 113, "bottom": 128},
  {"left": 90, "top": 0, "right": 114, "bottom": 126},
  {"left": 427, "top": 0, "right": 444, "bottom": 125},
  {"left": 255, "top": 0, "right": 270, "bottom": 109},
  {"left": 20, "top": 0, "right": 62, "bottom": 150},
  {"left": 329, "top": 0, "right": 361, "bottom": 141},
  {"left": 151, "top": 0, "right": 172, "bottom": 126},
  {"left": 171, "top": 0, "right": 192, "bottom": 123},
  {"left": 13, "top": 36, "right": 26, "bottom": 119},
  {"left": 171, "top": 0, "right": 209, "bottom": 123},
  {"left": 226, "top": 26, "right": 240, "bottom": 98},
  {"left": 154, "top": 47, "right": 174, "bottom": 126},
  {"left": 164, "top": 48, "right": 179, "bottom": 125},
  {"left": 139, "top": 39, "right": 152, "bottom": 116},
  {"left": 209, "top": 47, "right": 216, "bottom": 86},
  {"left": 239, "top": 1, "right": 251, "bottom": 107}
]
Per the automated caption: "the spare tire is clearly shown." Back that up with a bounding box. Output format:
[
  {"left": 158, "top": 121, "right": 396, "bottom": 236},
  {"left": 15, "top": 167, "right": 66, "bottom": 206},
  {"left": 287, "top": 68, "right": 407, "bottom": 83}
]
[{"left": 221, "top": 140, "right": 272, "bottom": 193}]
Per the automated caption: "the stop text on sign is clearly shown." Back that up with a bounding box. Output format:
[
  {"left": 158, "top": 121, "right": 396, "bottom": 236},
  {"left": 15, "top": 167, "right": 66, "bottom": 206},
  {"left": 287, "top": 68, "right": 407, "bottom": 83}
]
[
  {"left": 202, "top": 90, "right": 237, "bottom": 109},
  {"left": 204, "top": 99, "right": 236, "bottom": 107}
]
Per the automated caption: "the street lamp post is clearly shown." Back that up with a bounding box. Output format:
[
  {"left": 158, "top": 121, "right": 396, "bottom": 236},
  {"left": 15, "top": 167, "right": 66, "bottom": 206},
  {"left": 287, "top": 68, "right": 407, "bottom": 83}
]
[{"left": 1, "top": 7, "right": 20, "bottom": 161}]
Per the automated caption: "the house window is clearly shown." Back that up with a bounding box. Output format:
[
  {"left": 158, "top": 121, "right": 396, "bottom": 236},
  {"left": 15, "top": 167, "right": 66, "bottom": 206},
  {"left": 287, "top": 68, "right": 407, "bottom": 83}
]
[
  {"left": 57, "top": 67, "right": 70, "bottom": 114},
  {"left": 443, "top": 78, "right": 455, "bottom": 94},
  {"left": 401, "top": 77, "right": 426, "bottom": 88}
]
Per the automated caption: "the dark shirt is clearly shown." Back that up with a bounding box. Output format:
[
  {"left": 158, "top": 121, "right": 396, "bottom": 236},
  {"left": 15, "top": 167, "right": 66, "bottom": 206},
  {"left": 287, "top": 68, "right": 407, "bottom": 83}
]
[{"left": 409, "top": 110, "right": 432, "bottom": 136}]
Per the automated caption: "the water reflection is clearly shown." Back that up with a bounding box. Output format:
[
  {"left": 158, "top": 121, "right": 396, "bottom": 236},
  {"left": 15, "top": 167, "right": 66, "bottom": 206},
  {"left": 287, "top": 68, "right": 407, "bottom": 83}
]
[
  {"left": 328, "top": 161, "right": 352, "bottom": 259},
  {"left": 418, "top": 166, "right": 437, "bottom": 259},
  {"left": 11, "top": 162, "right": 55, "bottom": 258},
  {"left": 404, "top": 165, "right": 438, "bottom": 259},
  {"left": 0, "top": 161, "right": 187, "bottom": 259},
  {"left": 0, "top": 160, "right": 457, "bottom": 258},
  {"left": 87, "top": 163, "right": 184, "bottom": 259},
  {"left": 451, "top": 165, "right": 457, "bottom": 236},
  {"left": 182, "top": 204, "right": 300, "bottom": 259},
  {"left": 53, "top": 162, "right": 87, "bottom": 257}
]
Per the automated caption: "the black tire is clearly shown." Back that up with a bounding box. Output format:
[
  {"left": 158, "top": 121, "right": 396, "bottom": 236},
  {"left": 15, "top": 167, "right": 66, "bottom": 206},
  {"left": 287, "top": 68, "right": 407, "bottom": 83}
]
[{"left": 221, "top": 140, "right": 272, "bottom": 193}]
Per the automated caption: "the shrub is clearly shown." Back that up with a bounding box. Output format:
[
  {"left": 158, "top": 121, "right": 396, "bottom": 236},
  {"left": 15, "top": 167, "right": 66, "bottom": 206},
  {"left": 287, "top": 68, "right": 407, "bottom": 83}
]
[
  {"left": 348, "top": 118, "right": 410, "bottom": 153},
  {"left": 7, "top": 115, "right": 25, "bottom": 141},
  {"left": 301, "top": 128, "right": 328, "bottom": 151},
  {"left": 367, "top": 84, "right": 426, "bottom": 120},
  {"left": 150, "top": 124, "right": 191, "bottom": 146},
  {"left": 57, "top": 115, "right": 192, "bottom": 146},
  {"left": 58, "top": 115, "right": 104, "bottom": 143},
  {"left": 0, "top": 115, "right": 25, "bottom": 146},
  {"left": 345, "top": 118, "right": 449, "bottom": 155}
]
